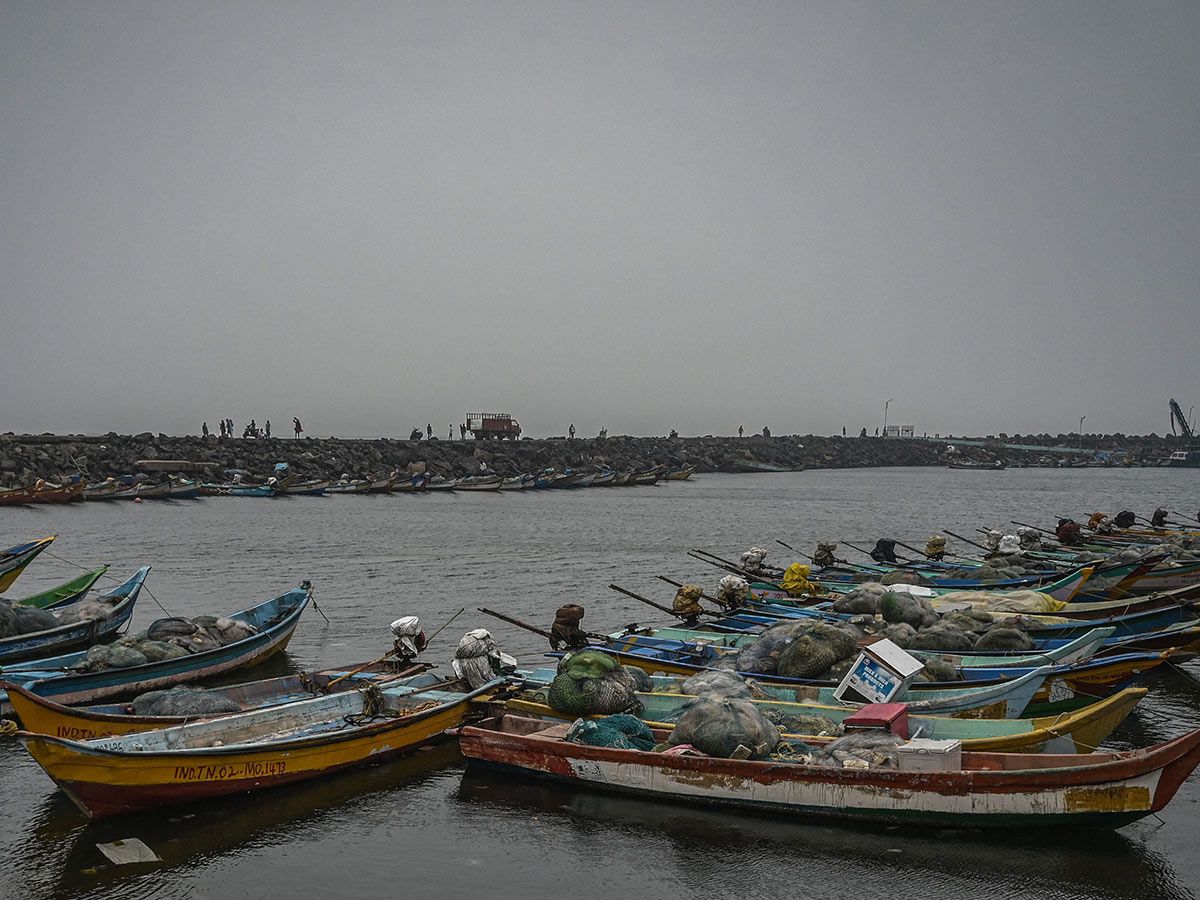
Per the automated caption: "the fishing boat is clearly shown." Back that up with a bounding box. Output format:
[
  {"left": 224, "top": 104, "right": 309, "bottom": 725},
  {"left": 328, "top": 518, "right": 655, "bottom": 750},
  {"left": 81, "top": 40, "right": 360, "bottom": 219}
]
[
  {"left": 458, "top": 713, "right": 1200, "bottom": 829},
  {"left": 0, "top": 536, "right": 58, "bottom": 593},
  {"left": 110, "top": 481, "right": 171, "bottom": 500},
  {"left": 663, "top": 465, "right": 696, "bottom": 480},
  {"left": 82, "top": 479, "right": 121, "bottom": 501},
  {"left": 324, "top": 478, "right": 371, "bottom": 494},
  {"left": 609, "top": 625, "right": 1118, "bottom": 670},
  {"left": 0, "top": 582, "right": 311, "bottom": 715},
  {"left": 948, "top": 460, "right": 1006, "bottom": 470},
  {"left": 590, "top": 472, "right": 617, "bottom": 486},
  {"left": 5, "top": 663, "right": 436, "bottom": 739},
  {"left": 455, "top": 475, "right": 503, "bottom": 492},
  {"left": 728, "top": 459, "right": 796, "bottom": 473},
  {"left": 366, "top": 473, "right": 398, "bottom": 493},
  {"left": 632, "top": 468, "right": 664, "bottom": 486},
  {"left": 10, "top": 567, "right": 109, "bottom": 610},
  {"left": 0, "top": 567, "right": 148, "bottom": 665},
  {"left": 282, "top": 479, "right": 330, "bottom": 496},
  {"left": 503, "top": 686, "right": 1146, "bottom": 754},
  {"left": 568, "top": 645, "right": 1170, "bottom": 716},
  {"left": 165, "top": 479, "right": 203, "bottom": 499},
  {"left": 424, "top": 476, "right": 458, "bottom": 492},
  {"left": 499, "top": 475, "right": 535, "bottom": 490},
  {"left": 16, "top": 674, "right": 506, "bottom": 818},
  {"left": 0, "top": 484, "right": 39, "bottom": 506},
  {"left": 28, "top": 481, "right": 87, "bottom": 503},
  {"left": 390, "top": 474, "right": 430, "bottom": 493}
]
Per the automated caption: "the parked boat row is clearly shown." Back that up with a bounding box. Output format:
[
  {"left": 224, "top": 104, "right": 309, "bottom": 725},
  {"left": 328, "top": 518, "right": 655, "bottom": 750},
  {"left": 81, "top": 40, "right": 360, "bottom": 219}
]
[{"left": 5, "top": 514, "right": 1200, "bottom": 832}]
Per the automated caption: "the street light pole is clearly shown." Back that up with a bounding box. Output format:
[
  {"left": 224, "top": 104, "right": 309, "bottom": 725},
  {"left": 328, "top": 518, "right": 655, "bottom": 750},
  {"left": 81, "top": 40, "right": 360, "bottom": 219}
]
[
  {"left": 884, "top": 399, "right": 894, "bottom": 436},
  {"left": 1079, "top": 416, "right": 1086, "bottom": 450}
]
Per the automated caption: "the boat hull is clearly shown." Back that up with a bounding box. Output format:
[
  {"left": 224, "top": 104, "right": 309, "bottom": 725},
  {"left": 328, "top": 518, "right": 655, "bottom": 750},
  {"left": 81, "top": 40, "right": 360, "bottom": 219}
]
[{"left": 460, "top": 715, "right": 1200, "bottom": 829}]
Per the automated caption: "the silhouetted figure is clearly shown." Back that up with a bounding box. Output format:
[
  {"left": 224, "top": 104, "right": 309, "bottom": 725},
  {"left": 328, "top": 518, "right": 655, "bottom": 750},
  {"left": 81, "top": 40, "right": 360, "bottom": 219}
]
[
  {"left": 738, "top": 425, "right": 744, "bottom": 437},
  {"left": 568, "top": 423, "right": 575, "bottom": 439},
  {"left": 293, "top": 417, "right": 303, "bottom": 438},
  {"left": 202, "top": 422, "right": 209, "bottom": 437}
]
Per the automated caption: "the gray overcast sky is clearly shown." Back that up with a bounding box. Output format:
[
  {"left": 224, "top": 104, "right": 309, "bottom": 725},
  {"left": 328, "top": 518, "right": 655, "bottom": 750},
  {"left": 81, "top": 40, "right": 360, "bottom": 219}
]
[{"left": 2, "top": 2, "right": 1197, "bottom": 440}]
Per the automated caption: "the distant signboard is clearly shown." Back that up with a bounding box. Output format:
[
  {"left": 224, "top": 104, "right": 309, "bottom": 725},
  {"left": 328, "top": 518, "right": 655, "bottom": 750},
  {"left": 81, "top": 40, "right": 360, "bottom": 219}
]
[{"left": 884, "top": 425, "right": 916, "bottom": 438}]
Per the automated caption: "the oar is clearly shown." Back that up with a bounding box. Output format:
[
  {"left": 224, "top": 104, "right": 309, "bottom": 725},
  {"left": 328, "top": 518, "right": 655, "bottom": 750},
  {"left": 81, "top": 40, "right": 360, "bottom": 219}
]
[
  {"left": 478, "top": 606, "right": 609, "bottom": 642},
  {"left": 427, "top": 607, "right": 467, "bottom": 642},
  {"left": 840, "top": 540, "right": 908, "bottom": 563},
  {"left": 327, "top": 607, "right": 466, "bottom": 690},
  {"left": 325, "top": 650, "right": 406, "bottom": 690},
  {"left": 686, "top": 550, "right": 785, "bottom": 590},
  {"left": 609, "top": 583, "right": 721, "bottom": 619},
  {"left": 775, "top": 539, "right": 853, "bottom": 567},
  {"left": 1010, "top": 520, "right": 1056, "bottom": 536},
  {"left": 943, "top": 529, "right": 992, "bottom": 552},
  {"left": 1171, "top": 510, "right": 1200, "bottom": 526}
]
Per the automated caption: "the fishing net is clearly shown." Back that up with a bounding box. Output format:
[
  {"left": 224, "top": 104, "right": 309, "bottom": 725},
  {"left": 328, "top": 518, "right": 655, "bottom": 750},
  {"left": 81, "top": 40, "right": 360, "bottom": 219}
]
[
  {"left": 53, "top": 598, "right": 117, "bottom": 625},
  {"left": 546, "top": 649, "right": 642, "bottom": 716},
  {"left": 739, "top": 547, "right": 769, "bottom": 573},
  {"left": 881, "top": 623, "right": 917, "bottom": 648},
  {"left": 550, "top": 604, "right": 589, "bottom": 650},
  {"left": 734, "top": 620, "right": 814, "bottom": 676},
  {"left": 715, "top": 576, "right": 749, "bottom": 610},
  {"left": 680, "top": 670, "right": 756, "bottom": 699},
  {"left": 12, "top": 606, "right": 58, "bottom": 635},
  {"left": 775, "top": 623, "right": 857, "bottom": 679},
  {"left": 452, "top": 628, "right": 515, "bottom": 689},
  {"left": 880, "top": 591, "right": 936, "bottom": 628},
  {"left": 973, "top": 626, "right": 1035, "bottom": 652},
  {"left": 147, "top": 617, "right": 198, "bottom": 641},
  {"left": 135, "top": 639, "right": 191, "bottom": 662},
  {"left": 808, "top": 732, "right": 904, "bottom": 768},
  {"left": 73, "top": 643, "right": 150, "bottom": 671},
  {"left": 816, "top": 655, "right": 857, "bottom": 681},
  {"left": 672, "top": 585, "right": 705, "bottom": 619},
  {"left": 832, "top": 583, "right": 885, "bottom": 615},
  {"left": 1113, "top": 511, "right": 1137, "bottom": 528},
  {"left": 764, "top": 710, "right": 843, "bottom": 738},
  {"left": 917, "top": 657, "right": 961, "bottom": 682},
  {"left": 668, "top": 696, "right": 780, "bottom": 759},
  {"left": 0, "top": 600, "right": 16, "bottom": 639},
  {"left": 880, "top": 570, "right": 926, "bottom": 586},
  {"left": 565, "top": 714, "right": 656, "bottom": 751},
  {"left": 939, "top": 609, "right": 996, "bottom": 635},
  {"left": 908, "top": 623, "right": 977, "bottom": 652},
  {"left": 812, "top": 542, "right": 839, "bottom": 568},
  {"left": 131, "top": 686, "right": 242, "bottom": 716}
]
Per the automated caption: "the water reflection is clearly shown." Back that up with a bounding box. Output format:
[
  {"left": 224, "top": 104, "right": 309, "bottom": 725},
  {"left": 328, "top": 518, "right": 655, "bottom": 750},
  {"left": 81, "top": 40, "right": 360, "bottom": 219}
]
[
  {"left": 456, "top": 766, "right": 1194, "bottom": 900},
  {"left": 32, "top": 745, "right": 462, "bottom": 900}
]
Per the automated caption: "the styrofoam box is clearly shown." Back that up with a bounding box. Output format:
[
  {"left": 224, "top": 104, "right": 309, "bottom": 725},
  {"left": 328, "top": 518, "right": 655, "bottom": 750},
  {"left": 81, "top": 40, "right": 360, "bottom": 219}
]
[{"left": 896, "top": 738, "right": 963, "bottom": 771}]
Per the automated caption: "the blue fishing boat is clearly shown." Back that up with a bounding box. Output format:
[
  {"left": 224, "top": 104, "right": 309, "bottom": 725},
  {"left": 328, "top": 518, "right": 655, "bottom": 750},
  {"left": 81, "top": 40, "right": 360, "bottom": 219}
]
[
  {"left": 0, "top": 568, "right": 149, "bottom": 665},
  {"left": 0, "top": 581, "right": 311, "bottom": 715}
]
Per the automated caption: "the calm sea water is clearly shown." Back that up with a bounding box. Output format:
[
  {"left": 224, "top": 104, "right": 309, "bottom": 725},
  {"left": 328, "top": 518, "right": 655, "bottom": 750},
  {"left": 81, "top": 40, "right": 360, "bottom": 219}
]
[{"left": 2, "top": 468, "right": 1199, "bottom": 900}]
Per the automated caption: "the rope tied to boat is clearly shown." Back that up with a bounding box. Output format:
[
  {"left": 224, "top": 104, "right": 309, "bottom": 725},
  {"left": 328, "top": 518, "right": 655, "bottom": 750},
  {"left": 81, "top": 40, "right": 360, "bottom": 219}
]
[{"left": 0, "top": 719, "right": 19, "bottom": 738}]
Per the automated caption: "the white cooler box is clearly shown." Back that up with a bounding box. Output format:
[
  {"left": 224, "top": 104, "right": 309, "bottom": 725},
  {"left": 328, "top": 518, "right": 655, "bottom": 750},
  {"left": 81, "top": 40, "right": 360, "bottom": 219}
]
[{"left": 896, "top": 738, "right": 963, "bottom": 771}]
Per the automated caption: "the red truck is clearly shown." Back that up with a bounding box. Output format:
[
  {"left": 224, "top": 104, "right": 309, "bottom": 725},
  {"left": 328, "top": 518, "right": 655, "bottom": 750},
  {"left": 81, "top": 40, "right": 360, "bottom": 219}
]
[{"left": 465, "top": 413, "right": 522, "bottom": 440}]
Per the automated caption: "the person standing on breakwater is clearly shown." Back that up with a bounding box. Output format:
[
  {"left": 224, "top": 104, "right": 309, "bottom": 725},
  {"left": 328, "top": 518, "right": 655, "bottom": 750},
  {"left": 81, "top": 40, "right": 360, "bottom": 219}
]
[
  {"left": 293, "top": 417, "right": 303, "bottom": 438},
  {"left": 448, "top": 425, "right": 453, "bottom": 440},
  {"left": 569, "top": 423, "right": 575, "bottom": 439},
  {"left": 738, "top": 425, "right": 744, "bottom": 437},
  {"left": 202, "top": 422, "right": 209, "bottom": 437},
  {"left": 265, "top": 420, "right": 271, "bottom": 438},
  {"left": 426, "top": 423, "right": 433, "bottom": 439}
]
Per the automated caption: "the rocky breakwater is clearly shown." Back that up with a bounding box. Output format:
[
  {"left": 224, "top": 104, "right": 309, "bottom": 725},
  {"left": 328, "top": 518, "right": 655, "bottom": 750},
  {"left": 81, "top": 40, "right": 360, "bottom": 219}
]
[{"left": 1, "top": 432, "right": 992, "bottom": 486}]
